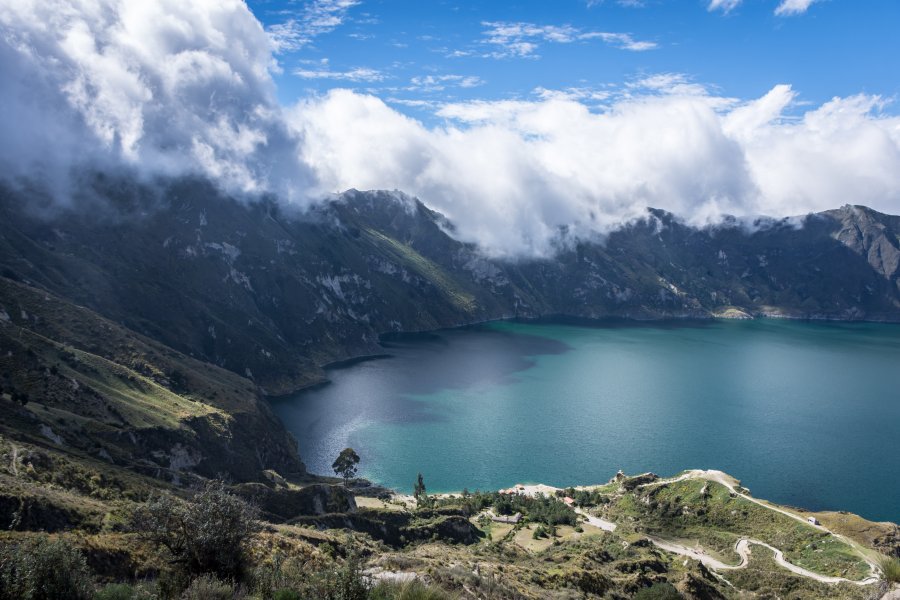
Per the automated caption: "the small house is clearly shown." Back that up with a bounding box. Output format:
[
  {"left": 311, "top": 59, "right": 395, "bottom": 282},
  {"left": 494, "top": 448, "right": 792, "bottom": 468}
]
[{"left": 807, "top": 517, "right": 820, "bottom": 526}]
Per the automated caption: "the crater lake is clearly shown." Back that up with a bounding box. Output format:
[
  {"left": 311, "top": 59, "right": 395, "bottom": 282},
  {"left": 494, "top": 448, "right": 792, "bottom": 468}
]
[{"left": 270, "top": 319, "right": 900, "bottom": 522}]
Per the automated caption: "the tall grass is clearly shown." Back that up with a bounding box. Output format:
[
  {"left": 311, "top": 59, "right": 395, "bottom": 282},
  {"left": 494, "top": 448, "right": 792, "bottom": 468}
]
[
  {"left": 371, "top": 580, "right": 456, "bottom": 600},
  {"left": 881, "top": 555, "right": 900, "bottom": 584}
]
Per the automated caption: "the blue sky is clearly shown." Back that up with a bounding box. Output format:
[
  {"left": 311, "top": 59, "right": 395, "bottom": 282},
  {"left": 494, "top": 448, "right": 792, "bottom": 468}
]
[{"left": 248, "top": 0, "right": 900, "bottom": 117}]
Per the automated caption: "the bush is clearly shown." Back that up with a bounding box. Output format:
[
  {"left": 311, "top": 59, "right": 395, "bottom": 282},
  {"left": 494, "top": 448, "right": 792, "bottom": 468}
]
[
  {"left": 881, "top": 556, "right": 900, "bottom": 584},
  {"left": 370, "top": 580, "right": 454, "bottom": 600},
  {"left": 633, "top": 582, "right": 683, "bottom": 600},
  {"left": 94, "top": 583, "right": 137, "bottom": 600},
  {"left": 180, "top": 575, "right": 234, "bottom": 600},
  {"left": 306, "top": 557, "right": 370, "bottom": 600},
  {"left": 250, "top": 554, "right": 307, "bottom": 599},
  {"left": 132, "top": 481, "right": 259, "bottom": 581},
  {"left": 0, "top": 536, "right": 94, "bottom": 600}
]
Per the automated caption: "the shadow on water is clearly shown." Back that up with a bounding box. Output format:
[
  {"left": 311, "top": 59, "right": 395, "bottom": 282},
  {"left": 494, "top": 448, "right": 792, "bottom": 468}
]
[{"left": 270, "top": 320, "right": 574, "bottom": 476}]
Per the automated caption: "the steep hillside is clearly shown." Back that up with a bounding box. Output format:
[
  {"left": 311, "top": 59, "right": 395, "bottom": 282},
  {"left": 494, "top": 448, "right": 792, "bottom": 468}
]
[
  {"left": 0, "top": 276, "right": 306, "bottom": 485},
  {"left": 2, "top": 178, "right": 899, "bottom": 396}
]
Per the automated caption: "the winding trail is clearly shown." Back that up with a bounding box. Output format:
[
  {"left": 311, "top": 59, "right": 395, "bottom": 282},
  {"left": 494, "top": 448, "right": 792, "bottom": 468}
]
[
  {"left": 634, "top": 470, "right": 882, "bottom": 585},
  {"left": 648, "top": 536, "right": 880, "bottom": 585},
  {"left": 507, "top": 470, "right": 883, "bottom": 586},
  {"left": 574, "top": 507, "right": 617, "bottom": 532}
]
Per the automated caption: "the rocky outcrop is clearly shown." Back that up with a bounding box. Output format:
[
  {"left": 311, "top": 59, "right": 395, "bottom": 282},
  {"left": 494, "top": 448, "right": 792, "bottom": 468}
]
[
  {"left": 233, "top": 483, "right": 356, "bottom": 522},
  {"left": 826, "top": 205, "right": 900, "bottom": 281},
  {"left": 290, "top": 508, "right": 483, "bottom": 547}
]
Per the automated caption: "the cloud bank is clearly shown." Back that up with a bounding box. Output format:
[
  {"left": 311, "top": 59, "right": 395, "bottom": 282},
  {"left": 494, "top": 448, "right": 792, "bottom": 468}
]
[
  {"left": 2, "top": 1, "right": 900, "bottom": 258},
  {"left": 293, "top": 85, "right": 900, "bottom": 256},
  {"left": 0, "top": 0, "right": 315, "bottom": 202}
]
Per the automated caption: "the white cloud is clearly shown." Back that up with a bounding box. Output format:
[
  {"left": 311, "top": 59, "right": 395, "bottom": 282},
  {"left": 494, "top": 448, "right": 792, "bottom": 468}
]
[
  {"left": 407, "top": 74, "right": 484, "bottom": 92},
  {"left": 294, "top": 67, "right": 384, "bottom": 81},
  {"left": 478, "top": 21, "right": 657, "bottom": 58},
  {"left": 534, "top": 87, "right": 612, "bottom": 103},
  {"left": 774, "top": 0, "right": 820, "bottom": 16},
  {"left": 587, "top": 0, "right": 646, "bottom": 6},
  {"left": 581, "top": 32, "right": 658, "bottom": 52},
  {"left": 3, "top": 1, "right": 900, "bottom": 260},
  {"left": 708, "top": 0, "right": 742, "bottom": 13},
  {"left": 291, "top": 87, "right": 900, "bottom": 257},
  {"left": 627, "top": 73, "right": 713, "bottom": 97},
  {"left": 267, "top": 0, "right": 361, "bottom": 52},
  {"left": 0, "top": 0, "right": 316, "bottom": 202}
]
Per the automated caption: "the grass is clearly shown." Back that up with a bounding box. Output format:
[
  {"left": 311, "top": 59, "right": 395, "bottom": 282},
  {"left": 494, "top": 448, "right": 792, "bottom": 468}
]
[
  {"left": 605, "top": 478, "right": 872, "bottom": 581},
  {"left": 371, "top": 580, "right": 456, "bottom": 600},
  {"left": 363, "top": 228, "right": 477, "bottom": 313},
  {"left": 512, "top": 524, "right": 555, "bottom": 553},
  {"left": 880, "top": 555, "right": 900, "bottom": 583},
  {"left": 15, "top": 327, "right": 221, "bottom": 431},
  {"left": 724, "top": 543, "right": 872, "bottom": 600}
]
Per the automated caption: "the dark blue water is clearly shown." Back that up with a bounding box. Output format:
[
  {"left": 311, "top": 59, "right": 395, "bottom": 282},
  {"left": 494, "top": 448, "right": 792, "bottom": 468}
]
[{"left": 271, "top": 319, "right": 900, "bottom": 523}]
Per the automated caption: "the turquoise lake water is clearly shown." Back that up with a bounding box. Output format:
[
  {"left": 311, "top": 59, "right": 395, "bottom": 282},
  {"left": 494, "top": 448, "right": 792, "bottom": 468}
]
[{"left": 270, "top": 319, "right": 900, "bottom": 523}]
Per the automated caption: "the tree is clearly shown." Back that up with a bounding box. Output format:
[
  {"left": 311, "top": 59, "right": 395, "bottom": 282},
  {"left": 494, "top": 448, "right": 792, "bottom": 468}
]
[
  {"left": 332, "top": 448, "right": 360, "bottom": 485},
  {"left": 413, "top": 473, "right": 428, "bottom": 506},
  {"left": 132, "top": 480, "right": 259, "bottom": 581}
]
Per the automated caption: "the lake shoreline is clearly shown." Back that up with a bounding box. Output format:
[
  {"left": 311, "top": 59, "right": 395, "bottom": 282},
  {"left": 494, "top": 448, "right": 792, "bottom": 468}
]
[
  {"left": 272, "top": 318, "right": 900, "bottom": 523},
  {"left": 268, "top": 312, "right": 900, "bottom": 398}
]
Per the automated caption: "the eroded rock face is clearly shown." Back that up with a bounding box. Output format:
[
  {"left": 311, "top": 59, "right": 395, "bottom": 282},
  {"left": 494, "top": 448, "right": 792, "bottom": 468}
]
[
  {"left": 233, "top": 483, "right": 356, "bottom": 522},
  {"left": 874, "top": 525, "right": 900, "bottom": 558},
  {"left": 621, "top": 473, "right": 659, "bottom": 491},
  {"left": 678, "top": 569, "right": 728, "bottom": 600},
  {"left": 0, "top": 493, "right": 98, "bottom": 532},
  {"left": 827, "top": 205, "right": 900, "bottom": 281},
  {"left": 289, "top": 508, "right": 483, "bottom": 547}
]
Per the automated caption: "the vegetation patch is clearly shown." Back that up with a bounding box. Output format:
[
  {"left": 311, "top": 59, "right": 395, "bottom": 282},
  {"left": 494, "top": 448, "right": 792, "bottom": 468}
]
[{"left": 604, "top": 478, "right": 871, "bottom": 580}]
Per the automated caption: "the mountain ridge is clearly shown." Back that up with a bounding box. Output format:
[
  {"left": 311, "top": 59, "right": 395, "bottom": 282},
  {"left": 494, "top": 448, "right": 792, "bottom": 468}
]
[{"left": 2, "top": 179, "right": 900, "bottom": 397}]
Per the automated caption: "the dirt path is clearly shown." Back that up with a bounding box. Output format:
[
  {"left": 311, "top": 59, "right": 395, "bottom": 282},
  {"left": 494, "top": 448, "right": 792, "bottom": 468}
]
[
  {"left": 574, "top": 507, "right": 617, "bottom": 532},
  {"left": 648, "top": 535, "right": 880, "bottom": 585},
  {"left": 636, "top": 470, "right": 882, "bottom": 585},
  {"left": 476, "top": 474, "right": 883, "bottom": 586},
  {"left": 9, "top": 444, "right": 18, "bottom": 476}
]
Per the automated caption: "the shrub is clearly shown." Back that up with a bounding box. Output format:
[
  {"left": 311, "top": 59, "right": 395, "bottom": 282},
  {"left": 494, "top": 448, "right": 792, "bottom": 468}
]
[
  {"left": 370, "top": 580, "right": 455, "bottom": 600},
  {"left": 132, "top": 481, "right": 258, "bottom": 581},
  {"left": 94, "top": 583, "right": 136, "bottom": 600},
  {"left": 93, "top": 582, "right": 157, "bottom": 600},
  {"left": 881, "top": 555, "right": 900, "bottom": 584},
  {"left": 180, "top": 575, "right": 234, "bottom": 600},
  {"left": 0, "top": 536, "right": 94, "bottom": 600},
  {"left": 305, "top": 557, "right": 370, "bottom": 600},
  {"left": 250, "top": 554, "right": 306, "bottom": 599},
  {"left": 633, "top": 582, "right": 683, "bottom": 600}
]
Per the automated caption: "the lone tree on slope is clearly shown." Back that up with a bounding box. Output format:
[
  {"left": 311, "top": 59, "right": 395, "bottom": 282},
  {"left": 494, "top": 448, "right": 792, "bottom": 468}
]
[
  {"left": 414, "top": 472, "right": 428, "bottom": 506},
  {"left": 332, "top": 448, "right": 361, "bottom": 485}
]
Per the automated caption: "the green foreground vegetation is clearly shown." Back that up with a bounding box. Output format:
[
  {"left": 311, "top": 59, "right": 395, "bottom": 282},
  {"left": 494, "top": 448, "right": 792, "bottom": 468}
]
[{"left": 2, "top": 436, "right": 897, "bottom": 599}]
